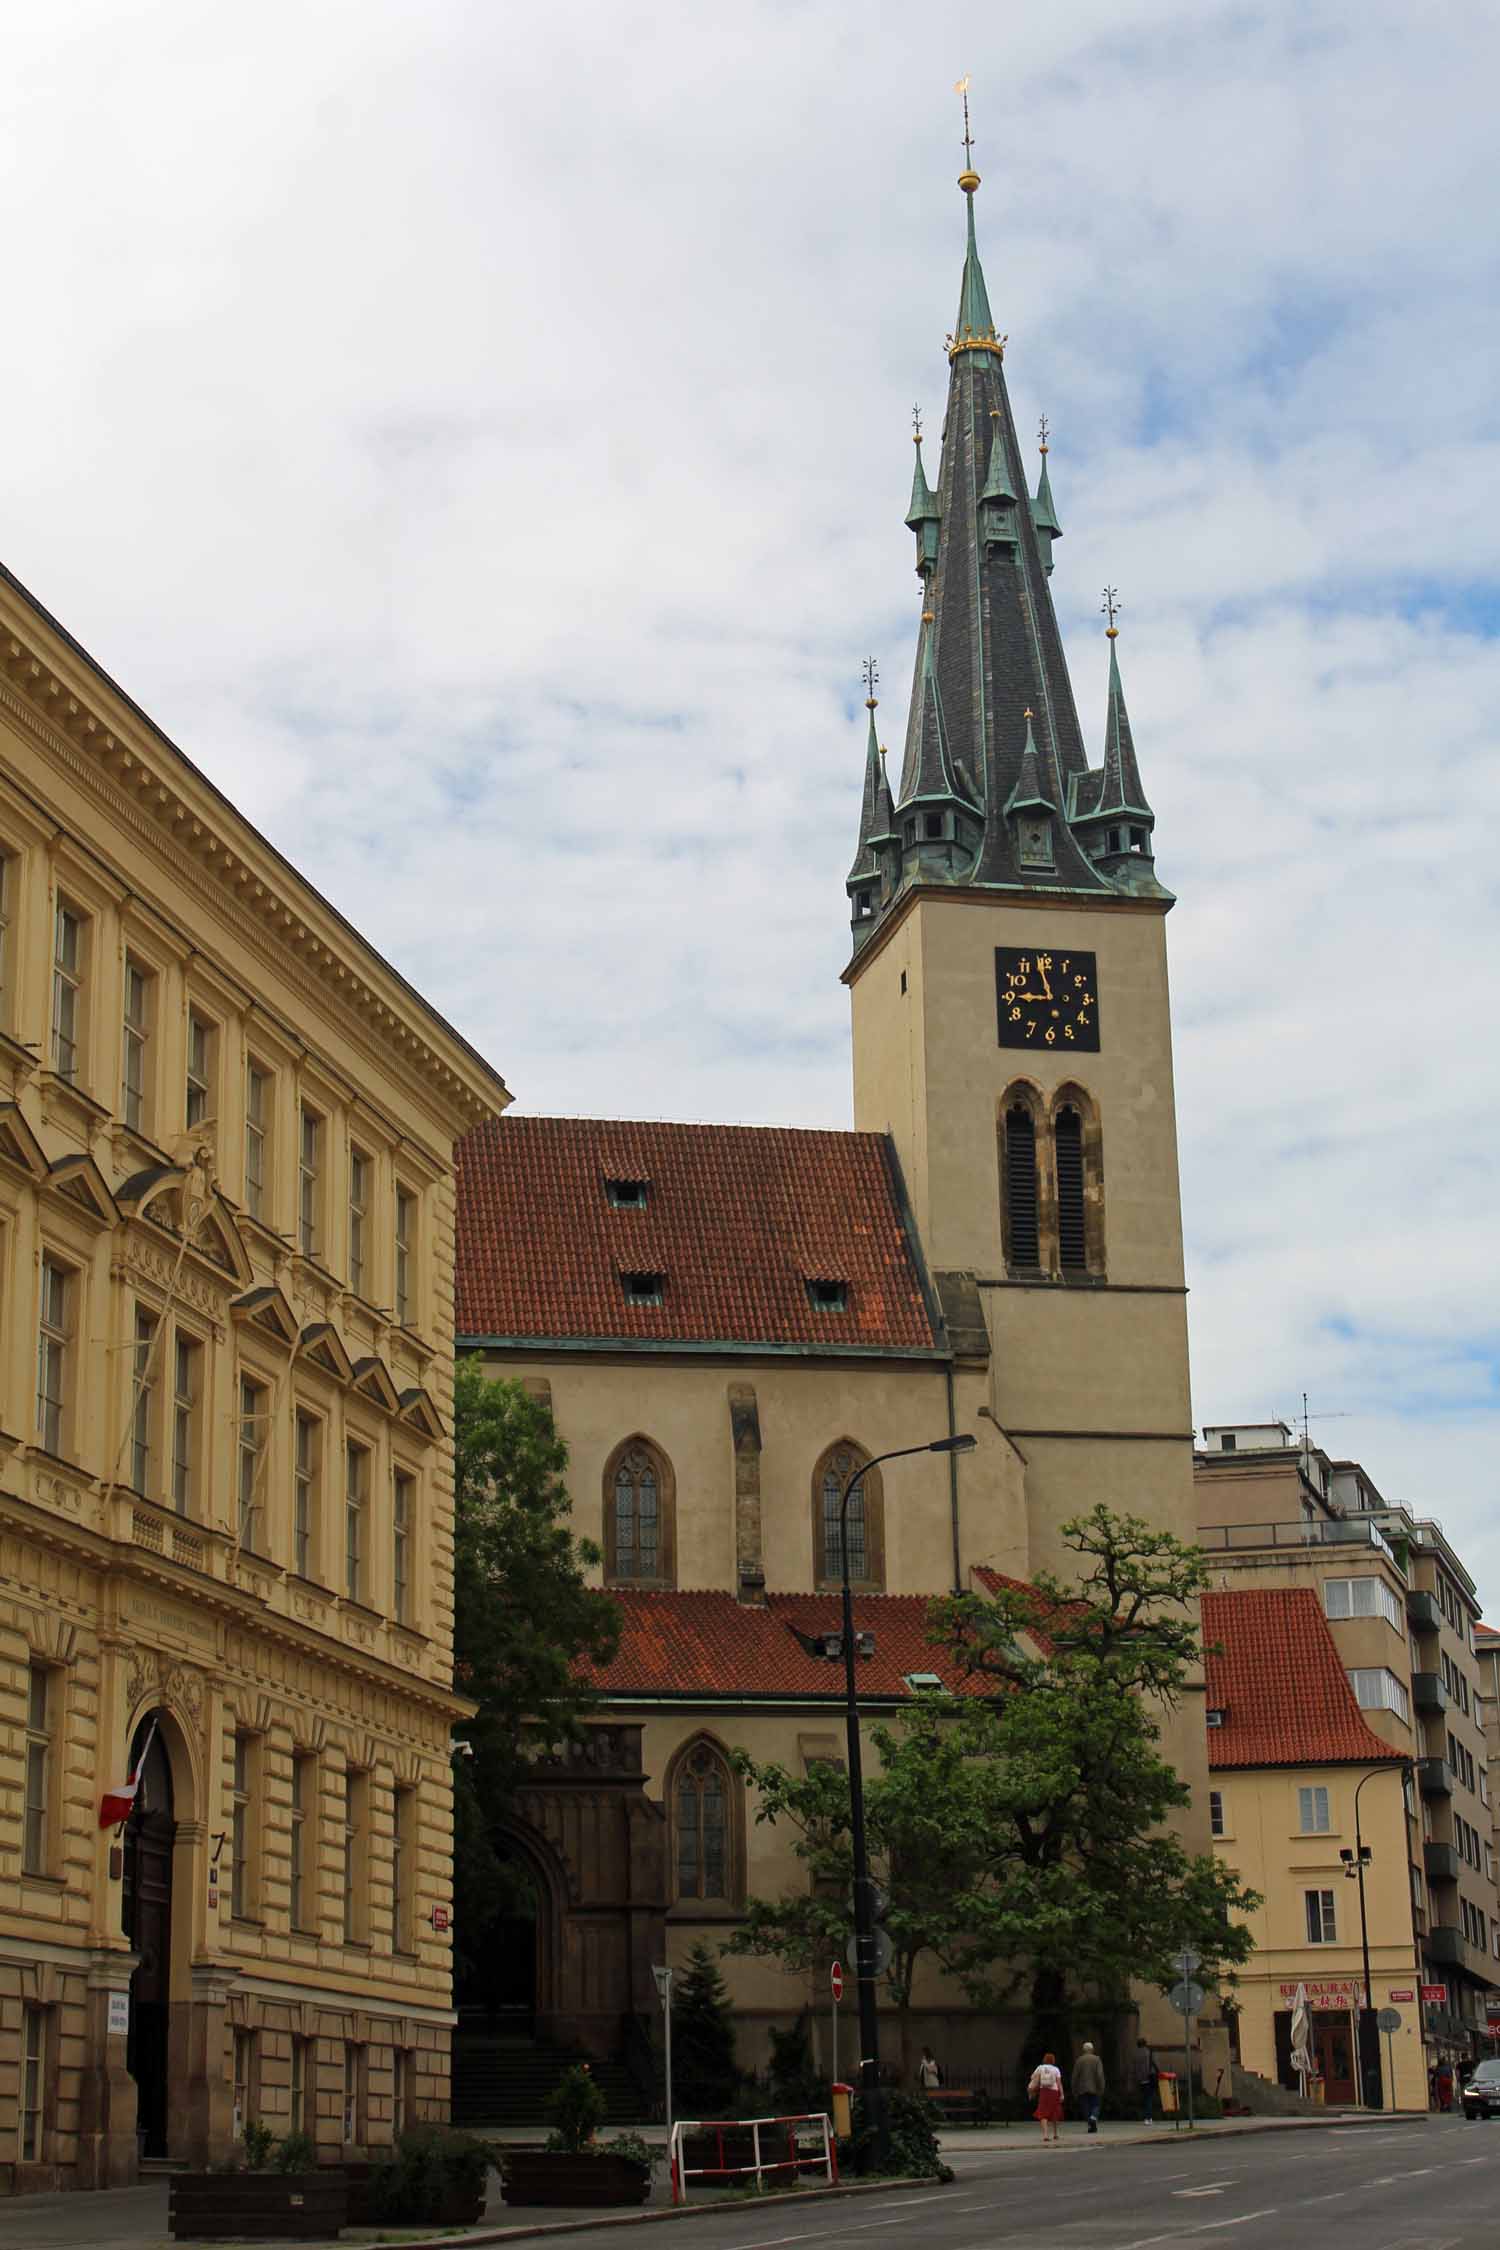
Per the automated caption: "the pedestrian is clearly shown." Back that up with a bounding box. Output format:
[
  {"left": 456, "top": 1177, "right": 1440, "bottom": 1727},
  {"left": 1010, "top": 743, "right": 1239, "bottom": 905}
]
[
  {"left": 1071, "top": 2041, "right": 1106, "bottom": 2134},
  {"left": 1135, "top": 2037, "right": 1158, "bottom": 2124},
  {"left": 1435, "top": 2059, "right": 1454, "bottom": 2114},
  {"left": 917, "top": 2046, "right": 943, "bottom": 2094},
  {"left": 1028, "top": 2051, "right": 1065, "bottom": 2146}
]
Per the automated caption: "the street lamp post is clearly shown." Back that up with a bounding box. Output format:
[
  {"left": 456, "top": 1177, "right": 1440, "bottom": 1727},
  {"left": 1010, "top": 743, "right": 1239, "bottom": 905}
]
[
  {"left": 838, "top": 1433, "right": 976, "bottom": 2167},
  {"left": 1342, "top": 1765, "right": 1387, "bottom": 2109}
]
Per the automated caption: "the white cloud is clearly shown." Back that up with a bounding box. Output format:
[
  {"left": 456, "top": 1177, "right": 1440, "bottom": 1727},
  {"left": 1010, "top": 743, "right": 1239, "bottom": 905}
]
[{"left": 4, "top": 0, "right": 1498, "bottom": 1596}]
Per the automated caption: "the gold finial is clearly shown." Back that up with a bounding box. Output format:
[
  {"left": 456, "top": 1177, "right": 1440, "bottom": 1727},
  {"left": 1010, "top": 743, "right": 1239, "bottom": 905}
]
[
  {"left": 1038, "top": 414, "right": 1050, "bottom": 455},
  {"left": 862, "top": 655, "right": 879, "bottom": 709},
  {"left": 989, "top": 406, "right": 1000, "bottom": 421},
  {"left": 912, "top": 402, "right": 923, "bottom": 445},
  {"left": 1102, "top": 587, "right": 1120, "bottom": 639},
  {"left": 1023, "top": 706, "right": 1034, "bottom": 721},
  {"left": 955, "top": 75, "right": 979, "bottom": 190},
  {"left": 878, "top": 743, "right": 888, "bottom": 761},
  {"left": 921, "top": 609, "right": 936, "bottom": 624}
]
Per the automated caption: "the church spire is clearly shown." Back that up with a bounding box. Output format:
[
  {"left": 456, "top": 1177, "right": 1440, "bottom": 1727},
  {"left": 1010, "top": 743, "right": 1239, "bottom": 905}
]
[
  {"left": 1067, "top": 592, "right": 1163, "bottom": 892},
  {"left": 905, "top": 408, "right": 941, "bottom": 579},
  {"left": 847, "top": 661, "right": 897, "bottom": 931},
  {"left": 1032, "top": 419, "right": 1062, "bottom": 574}
]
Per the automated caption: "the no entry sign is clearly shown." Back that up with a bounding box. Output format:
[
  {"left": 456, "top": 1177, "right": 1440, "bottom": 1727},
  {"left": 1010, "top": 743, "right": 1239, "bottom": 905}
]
[{"left": 830, "top": 1961, "right": 844, "bottom": 2002}]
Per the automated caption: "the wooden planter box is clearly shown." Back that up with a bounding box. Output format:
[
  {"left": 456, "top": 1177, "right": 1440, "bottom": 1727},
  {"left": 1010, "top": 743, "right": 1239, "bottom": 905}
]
[
  {"left": 500, "top": 2149, "right": 651, "bottom": 2208},
  {"left": 341, "top": 2159, "right": 487, "bottom": 2228},
  {"left": 168, "top": 2170, "right": 346, "bottom": 2240}
]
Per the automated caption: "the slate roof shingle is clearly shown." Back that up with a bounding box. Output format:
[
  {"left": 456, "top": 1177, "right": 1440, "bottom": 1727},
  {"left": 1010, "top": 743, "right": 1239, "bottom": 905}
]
[
  {"left": 577, "top": 1589, "right": 992, "bottom": 1701},
  {"left": 456, "top": 1116, "right": 938, "bottom": 1352},
  {"left": 1201, "top": 1588, "right": 1406, "bottom": 1771}
]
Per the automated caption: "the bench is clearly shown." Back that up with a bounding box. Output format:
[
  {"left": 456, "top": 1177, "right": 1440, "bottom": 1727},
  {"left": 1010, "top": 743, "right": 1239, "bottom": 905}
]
[{"left": 922, "top": 2087, "right": 995, "bottom": 2127}]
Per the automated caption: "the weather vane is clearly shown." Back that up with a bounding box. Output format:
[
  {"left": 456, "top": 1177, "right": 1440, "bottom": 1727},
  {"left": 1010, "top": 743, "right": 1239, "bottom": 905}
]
[
  {"left": 912, "top": 402, "right": 923, "bottom": 442},
  {"left": 862, "top": 656, "right": 880, "bottom": 707},
  {"left": 1038, "top": 414, "right": 1050, "bottom": 454},
  {"left": 955, "top": 75, "right": 975, "bottom": 170},
  {"left": 1102, "top": 587, "right": 1121, "bottom": 637}
]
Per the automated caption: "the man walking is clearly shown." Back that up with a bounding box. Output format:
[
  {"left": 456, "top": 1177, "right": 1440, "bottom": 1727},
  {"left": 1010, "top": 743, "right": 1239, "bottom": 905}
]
[
  {"left": 1071, "top": 2042, "right": 1105, "bottom": 2133},
  {"left": 1135, "top": 2038, "right": 1158, "bottom": 2123}
]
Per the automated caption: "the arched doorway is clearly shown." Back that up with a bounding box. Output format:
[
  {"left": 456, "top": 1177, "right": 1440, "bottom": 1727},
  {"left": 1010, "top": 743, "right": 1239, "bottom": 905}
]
[
  {"left": 122, "top": 1715, "right": 175, "bottom": 2159},
  {"left": 457, "top": 1846, "right": 544, "bottom": 2033}
]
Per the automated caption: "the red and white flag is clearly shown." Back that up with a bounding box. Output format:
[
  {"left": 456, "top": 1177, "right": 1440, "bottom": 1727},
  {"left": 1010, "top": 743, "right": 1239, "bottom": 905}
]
[{"left": 98, "top": 1716, "right": 158, "bottom": 1829}]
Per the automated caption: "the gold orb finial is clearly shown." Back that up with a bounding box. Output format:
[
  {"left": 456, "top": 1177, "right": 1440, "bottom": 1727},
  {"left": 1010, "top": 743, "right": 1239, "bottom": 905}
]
[{"left": 958, "top": 169, "right": 981, "bottom": 194}]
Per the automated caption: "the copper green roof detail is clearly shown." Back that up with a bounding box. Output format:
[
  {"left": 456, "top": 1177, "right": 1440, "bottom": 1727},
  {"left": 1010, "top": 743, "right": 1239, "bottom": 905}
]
[
  {"left": 1032, "top": 450, "right": 1061, "bottom": 536},
  {"left": 953, "top": 181, "right": 996, "bottom": 347},
  {"left": 1003, "top": 713, "right": 1055, "bottom": 814},
  {"left": 847, "top": 700, "right": 896, "bottom": 890},
  {"left": 1097, "top": 634, "right": 1153, "bottom": 819},
  {"left": 906, "top": 435, "right": 940, "bottom": 527}
]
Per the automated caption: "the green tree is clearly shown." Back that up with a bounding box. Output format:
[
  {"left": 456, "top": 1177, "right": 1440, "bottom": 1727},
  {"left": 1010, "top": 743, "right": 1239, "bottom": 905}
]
[
  {"left": 727, "top": 1508, "right": 1256, "bottom": 2077},
  {"left": 450, "top": 1360, "right": 620, "bottom": 1992},
  {"left": 671, "top": 1944, "right": 741, "bottom": 2118}
]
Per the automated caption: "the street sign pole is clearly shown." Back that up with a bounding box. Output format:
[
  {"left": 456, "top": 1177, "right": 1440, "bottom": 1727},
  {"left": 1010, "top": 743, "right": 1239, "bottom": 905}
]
[
  {"left": 1377, "top": 2007, "right": 1401, "bottom": 2112},
  {"left": 830, "top": 1960, "right": 843, "bottom": 2090},
  {"left": 1169, "top": 1957, "right": 1204, "bottom": 2133},
  {"left": 653, "top": 1966, "right": 674, "bottom": 2147}
]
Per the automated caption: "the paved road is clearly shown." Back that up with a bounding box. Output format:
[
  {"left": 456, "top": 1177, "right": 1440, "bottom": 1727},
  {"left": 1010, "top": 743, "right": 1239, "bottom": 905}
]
[{"left": 534, "top": 2117, "right": 1499, "bottom": 2250}]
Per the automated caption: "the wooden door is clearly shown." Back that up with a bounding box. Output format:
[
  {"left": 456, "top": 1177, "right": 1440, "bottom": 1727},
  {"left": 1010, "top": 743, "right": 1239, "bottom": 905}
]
[
  {"left": 1313, "top": 2014, "right": 1357, "bottom": 2104},
  {"left": 122, "top": 1728, "right": 175, "bottom": 2158}
]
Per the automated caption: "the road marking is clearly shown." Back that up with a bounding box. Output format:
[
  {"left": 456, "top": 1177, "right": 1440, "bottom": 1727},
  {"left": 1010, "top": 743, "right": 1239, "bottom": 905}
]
[
  {"left": 1111, "top": 2211, "right": 1280, "bottom": 2249},
  {"left": 1173, "top": 2184, "right": 1233, "bottom": 2197}
]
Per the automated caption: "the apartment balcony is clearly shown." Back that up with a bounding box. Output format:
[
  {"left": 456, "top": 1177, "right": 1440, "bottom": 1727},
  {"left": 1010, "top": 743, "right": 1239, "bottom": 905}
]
[
  {"left": 1407, "top": 1587, "right": 1442, "bottom": 1633},
  {"left": 1426, "top": 1925, "right": 1468, "bottom": 1969},
  {"left": 1413, "top": 1671, "right": 1449, "bottom": 1715},
  {"left": 1424, "top": 1840, "right": 1462, "bottom": 1884},
  {"left": 1418, "top": 1756, "right": 1454, "bottom": 1797}
]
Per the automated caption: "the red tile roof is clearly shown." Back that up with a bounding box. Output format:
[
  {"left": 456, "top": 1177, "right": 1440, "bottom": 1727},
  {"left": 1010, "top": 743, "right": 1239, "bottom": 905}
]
[
  {"left": 577, "top": 1589, "right": 992, "bottom": 1701},
  {"left": 1201, "top": 1588, "right": 1406, "bottom": 1771},
  {"left": 456, "top": 1116, "right": 938, "bottom": 1353}
]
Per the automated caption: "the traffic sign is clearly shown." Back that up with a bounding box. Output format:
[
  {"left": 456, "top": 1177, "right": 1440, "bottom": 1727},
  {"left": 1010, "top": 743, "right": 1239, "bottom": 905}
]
[
  {"left": 851, "top": 1928, "right": 893, "bottom": 1978},
  {"left": 830, "top": 1961, "right": 844, "bottom": 2002},
  {"left": 1169, "top": 1980, "right": 1206, "bottom": 2017},
  {"left": 1175, "top": 1948, "right": 1201, "bottom": 1981},
  {"left": 1377, "top": 2007, "right": 1401, "bottom": 2033}
]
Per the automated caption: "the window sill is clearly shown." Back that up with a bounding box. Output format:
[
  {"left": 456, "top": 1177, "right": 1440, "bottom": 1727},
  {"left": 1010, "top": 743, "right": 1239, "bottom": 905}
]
[
  {"left": 340, "top": 1596, "right": 385, "bottom": 1627},
  {"left": 230, "top": 1916, "right": 267, "bottom": 1932},
  {"left": 342, "top": 1939, "right": 372, "bottom": 1954},
  {"left": 21, "top": 1870, "right": 68, "bottom": 1891},
  {"left": 25, "top": 1442, "right": 97, "bottom": 1485}
]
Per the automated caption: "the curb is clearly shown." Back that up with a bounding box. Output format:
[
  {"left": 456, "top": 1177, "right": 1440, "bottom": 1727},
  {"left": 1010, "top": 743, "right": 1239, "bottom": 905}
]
[{"left": 383, "top": 2175, "right": 941, "bottom": 2248}]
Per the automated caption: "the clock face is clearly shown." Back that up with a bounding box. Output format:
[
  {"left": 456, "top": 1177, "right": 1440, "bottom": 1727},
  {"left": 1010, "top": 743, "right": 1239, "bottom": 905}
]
[{"left": 995, "top": 946, "right": 1100, "bottom": 1052}]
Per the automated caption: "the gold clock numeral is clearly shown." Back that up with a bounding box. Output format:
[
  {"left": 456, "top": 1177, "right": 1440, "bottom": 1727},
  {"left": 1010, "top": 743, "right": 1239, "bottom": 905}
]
[
  {"left": 1074, "top": 973, "right": 1086, "bottom": 987},
  {"left": 1025, "top": 1020, "right": 1037, "bottom": 1039},
  {"left": 1044, "top": 1026, "right": 1056, "bottom": 1044},
  {"left": 1038, "top": 953, "right": 1053, "bottom": 968},
  {"left": 1064, "top": 1026, "right": 1074, "bottom": 1040},
  {"left": 1008, "top": 1006, "right": 1021, "bottom": 1021}
]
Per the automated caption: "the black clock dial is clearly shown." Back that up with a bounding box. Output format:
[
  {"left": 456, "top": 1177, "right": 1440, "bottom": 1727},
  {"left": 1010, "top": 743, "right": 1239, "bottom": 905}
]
[{"left": 995, "top": 946, "right": 1100, "bottom": 1052}]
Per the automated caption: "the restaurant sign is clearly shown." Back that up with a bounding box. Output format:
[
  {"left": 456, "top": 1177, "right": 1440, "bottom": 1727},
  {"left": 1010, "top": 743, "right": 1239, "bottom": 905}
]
[{"left": 1277, "top": 1980, "right": 1362, "bottom": 2005}]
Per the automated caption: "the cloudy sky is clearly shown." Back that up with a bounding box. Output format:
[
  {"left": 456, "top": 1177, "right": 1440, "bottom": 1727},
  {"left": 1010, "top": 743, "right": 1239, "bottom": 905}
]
[{"left": 5, "top": 4, "right": 1497, "bottom": 1595}]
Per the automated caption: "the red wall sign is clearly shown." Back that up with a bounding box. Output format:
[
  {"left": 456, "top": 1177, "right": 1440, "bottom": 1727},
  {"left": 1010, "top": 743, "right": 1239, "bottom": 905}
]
[
  {"left": 830, "top": 1962, "right": 844, "bottom": 2002},
  {"left": 1421, "top": 1984, "right": 1448, "bottom": 2004},
  {"left": 431, "top": 1905, "right": 450, "bottom": 1932},
  {"left": 1388, "top": 1989, "right": 1415, "bottom": 2003}
]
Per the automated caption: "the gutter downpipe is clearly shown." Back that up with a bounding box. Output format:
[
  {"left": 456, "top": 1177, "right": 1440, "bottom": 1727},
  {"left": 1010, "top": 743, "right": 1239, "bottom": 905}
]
[{"left": 945, "top": 1361, "right": 962, "bottom": 1595}]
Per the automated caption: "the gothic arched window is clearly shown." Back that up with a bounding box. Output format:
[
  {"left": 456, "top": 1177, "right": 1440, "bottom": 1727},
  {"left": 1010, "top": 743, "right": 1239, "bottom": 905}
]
[
  {"left": 1055, "top": 1104, "right": 1087, "bottom": 1271},
  {"left": 674, "top": 1739, "right": 736, "bottom": 1902},
  {"left": 604, "top": 1439, "right": 675, "bottom": 1587},
  {"left": 1002, "top": 1100, "right": 1041, "bottom": 1270},
  {"left": 813, "top": 1442, "right": 884, "bottom": 1590}
]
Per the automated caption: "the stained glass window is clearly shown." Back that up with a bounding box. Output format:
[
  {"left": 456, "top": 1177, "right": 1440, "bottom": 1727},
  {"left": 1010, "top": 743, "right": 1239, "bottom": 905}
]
[{"left": 677, "top": 1743, "right": 730, "bottom": 1900}]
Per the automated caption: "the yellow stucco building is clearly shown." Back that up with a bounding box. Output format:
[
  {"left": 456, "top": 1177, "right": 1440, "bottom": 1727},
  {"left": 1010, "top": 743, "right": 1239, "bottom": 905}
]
[{"left": 0, "top": 559, "right": 507, "bottom": 2189}]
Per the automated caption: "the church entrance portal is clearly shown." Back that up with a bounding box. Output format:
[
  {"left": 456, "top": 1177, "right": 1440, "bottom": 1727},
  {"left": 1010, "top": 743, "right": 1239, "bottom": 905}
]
[
  {"left": 121, "top": 1717, "right": 175, "bottom": 2160},
  {"left": 458, "top": 1849, "right": 542, "bottom": 2034}
]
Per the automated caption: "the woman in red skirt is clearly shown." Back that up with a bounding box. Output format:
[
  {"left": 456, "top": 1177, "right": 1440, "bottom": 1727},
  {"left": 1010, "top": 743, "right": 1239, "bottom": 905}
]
[{"left": 1028, "top": 2052, "right": 1065, "bottom": 2145}]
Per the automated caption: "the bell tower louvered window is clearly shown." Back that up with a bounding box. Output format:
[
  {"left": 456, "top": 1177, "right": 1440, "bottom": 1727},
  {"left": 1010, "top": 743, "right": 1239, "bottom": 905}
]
[
  {"left": 1004, "top": 1105, "right": 1040, "bottom": 1268},
  {"left": 1055, "top": 1105, "right": 1086, "bottom": 1271}
]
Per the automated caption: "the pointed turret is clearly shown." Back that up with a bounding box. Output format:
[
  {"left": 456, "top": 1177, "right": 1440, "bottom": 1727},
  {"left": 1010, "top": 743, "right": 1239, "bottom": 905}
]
[
  {"left": 953, "top": 172, "right": 997, "bottom": 347},
  {"left": 979, "top": 405, "right": 1019, "bottom": 550},
  {"left": 905, "top": 422, "right": 941, "bottom": 579},
  {"left": 1003, "top": 709, "right": 1058, "bottom": 872},
  {"left": 1066, "top": 596, "right": 1165, "bottom": 895},
  {"left": 848, "top": 687, "right": 898, "bottom": 937},
  {"left": 1031, "top": 426, "right": 1062, "bottom": 575}
]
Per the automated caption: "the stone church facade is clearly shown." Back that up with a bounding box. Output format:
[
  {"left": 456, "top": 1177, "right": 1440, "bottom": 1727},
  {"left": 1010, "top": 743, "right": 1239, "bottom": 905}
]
[
  {"left": 456, "top": 159, "right": 1220, "bottom": 2086},
  {"left": 0, "top": 562, "right": 508, "bottom": 2189}
]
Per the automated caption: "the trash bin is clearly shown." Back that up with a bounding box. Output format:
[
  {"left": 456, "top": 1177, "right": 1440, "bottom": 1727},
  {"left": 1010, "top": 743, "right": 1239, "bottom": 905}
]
[
  {"left": 1310, "top": 2073, "right": 1325, "bottom": 2106},
  {"left": 1159, "top": 2071, "right": 1179, "bottom": 2115},
  {"left": 831, "top": 2082, "right": 853, "bottom": 2139}
]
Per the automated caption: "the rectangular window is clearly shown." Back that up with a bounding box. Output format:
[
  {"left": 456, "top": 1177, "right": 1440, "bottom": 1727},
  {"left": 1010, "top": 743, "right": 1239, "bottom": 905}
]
[
  {"left": 245, "top": 1062, "right": 271, "bottom": 1222},
  {"left": 393, "top": 1469, "right": 413, "bottom": 1625},
  {"left": 237, "top": 1376, "right": 267, "bottom": 1553},
  {"left": 1305, "top": 1888, "right": 1337, "bottom": 1944},
  {"left": 289, "top": 1752, "right": 316, "bottom": 1929},
  {"left": 394, "top": 1187, "right": 416, "bottom": 1325},
  {"left": 344, "top": 1768, "right": 369, "bottom": 1943},
  {"left": 122, "top": 957, "right": 152, "bottom": 1133},
  {"left": 1209, "top": 1788, "right": 1225, "bottom": 1838},
  {"left": 298, "top": 1105, "right": 322, "bottom": 1258},
  {"left": 186, "top": 1010, "right": 215, "bottom": 1129},
  {"left": 1298, "top": 1785, "right": 1331, "bottom": 1834},
  {"left": 232, "top": 2029, "right": 255, "bottom": 2141},
  {"left": 294, "top": 1411, "right": 320, "bottom": 1579},
  {"left": 20, "top": 2005, "right": 45, "bottom": 2162},
  {"left": 131, "top": 1306, "right": 158, "bottom": 1495},
  {"left": 51, "top": 896, "right": 84, "bottom": 1080},
  {"left": 24, "top": 1664, "right": 51, "bottom": 1877},
  {"left": 345, "top": 1441, "right": 368, "bottom": 1602},
  {"left": 231, "top": 1731, "right": 256, "bottom": 1920},
  {"left": 36, "top": 1256, "right": 72, "bottom": 1455},
  {"left": 392, "top": 1785, "right": 415, "bottom": 1951},
  {"left": 171, "top": 1333, "right": 200, "bottom": 1515},
  {"left": 1349, "top": 1667, "right": 1411, "bottom": 1724},
  {"left": 343, "top": 2044, "right": 364, "bottom": 2145},
  {"left": 1323, "top": 1577, "right": 1402, "bottom": 1632},
  {"left": 289, "top": 2035, "right": 310, "bottom": 2136},
  {"left": 392, "top": 2049, "right": 408, "bottom": 2138},
  {"left": 348, "top": 1147, "right": 370, "bottom": 1297},
  {"left": 0, "top": 848, "right": 12, "bottom": 1024}
]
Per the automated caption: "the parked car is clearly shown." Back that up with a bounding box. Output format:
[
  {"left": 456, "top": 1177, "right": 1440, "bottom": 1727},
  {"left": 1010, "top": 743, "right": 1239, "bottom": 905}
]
[{"left": 1461, "top": 2060, "right": 1500, "bottom": 2120}]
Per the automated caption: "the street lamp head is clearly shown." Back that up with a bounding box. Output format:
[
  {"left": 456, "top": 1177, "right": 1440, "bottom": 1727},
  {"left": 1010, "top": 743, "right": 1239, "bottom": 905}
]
[{"left": 929, "top": 1434, "right": 978, "bottom": 1455}]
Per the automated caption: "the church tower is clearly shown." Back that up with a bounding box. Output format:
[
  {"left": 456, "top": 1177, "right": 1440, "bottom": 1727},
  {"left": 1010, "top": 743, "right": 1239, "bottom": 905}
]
[{"left": 845, "top": 145, "right": 1192, "bottom": 1587}]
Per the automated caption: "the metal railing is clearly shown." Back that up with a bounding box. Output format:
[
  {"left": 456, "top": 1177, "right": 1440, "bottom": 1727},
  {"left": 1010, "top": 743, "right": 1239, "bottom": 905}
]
[{"left": 1199, "top": 1518, "right": 1402, "bottom": 1569}]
